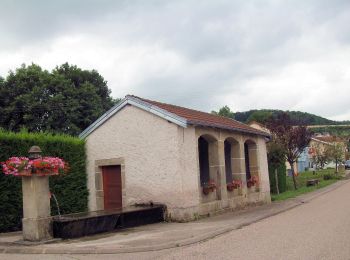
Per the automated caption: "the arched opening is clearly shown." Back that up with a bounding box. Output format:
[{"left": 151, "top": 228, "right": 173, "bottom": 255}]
[
  {"left": 224, "top": 140, "right": 232, "bottom": 183},
  {"left": 198, "top": 136, "right": 210, "bottom": 185},
  {"left": 224, "top": 137, "right": 240, "bottom": 184},
  {"left": 244, "top": 139, "right": 259, "bottom": 184},
  {"left": 197, "top": 134, "right": 219, "bottom": 199},
  {"left": 244, "top": 142, "right": 251, "bottom": 180}
]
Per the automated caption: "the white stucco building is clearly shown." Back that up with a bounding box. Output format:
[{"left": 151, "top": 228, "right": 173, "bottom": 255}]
[{"left": 80, "top": 95, "right": 271, "bottom": 221}]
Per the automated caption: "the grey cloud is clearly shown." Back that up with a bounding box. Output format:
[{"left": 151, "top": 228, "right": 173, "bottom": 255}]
[
  {"left": 1, "top": 0, "right": 350, "bottom": 119},
  {"left": 0, "top": 0, "right": 128, "bottom": 49}
]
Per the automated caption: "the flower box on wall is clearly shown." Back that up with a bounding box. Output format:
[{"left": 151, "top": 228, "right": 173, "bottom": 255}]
[
  {"left": 247, "top": 176, "right": 259, "bottom": 189},
  {"left": 227, "top": 180, "right": 242, "bottom": 192},
  {"left": 202, "top": 180, "right": 217, "bottom": 195}
]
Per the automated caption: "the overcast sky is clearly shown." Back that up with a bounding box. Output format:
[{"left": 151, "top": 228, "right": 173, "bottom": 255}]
[{"left": 1, "top": 0, "right": 350, "bottom": 120}]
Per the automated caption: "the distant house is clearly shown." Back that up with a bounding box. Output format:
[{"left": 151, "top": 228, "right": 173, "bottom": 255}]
[
  {"left": 312, "top": 135, "right": 345, "bottom": 145},
  {"left": 247, "top": 121, "right": 271, "bottom": 134},
  {"left": 290, "top": 136, "right": 347, "bottom": 173},
  {"left": 309, "top": 136, "right": 347, "bottom": 169},
  {"left": 247, "top": 122, "right": 307, "bottom": 175},
  {"left": 297, "top": 148, "right": 310, "bottom": 173},
  {"left": 80, "top": 95, "right": 271, "bottom": 221}
]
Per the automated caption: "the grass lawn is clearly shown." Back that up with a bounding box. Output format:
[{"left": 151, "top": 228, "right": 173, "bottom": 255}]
[{"left": 271, "top": 168, "right": 344, "bottom": 201}]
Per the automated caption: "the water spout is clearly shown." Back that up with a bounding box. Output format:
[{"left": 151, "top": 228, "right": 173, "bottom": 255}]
[{"left": 51, "top": 192, "right": 61, "bottom": 217}]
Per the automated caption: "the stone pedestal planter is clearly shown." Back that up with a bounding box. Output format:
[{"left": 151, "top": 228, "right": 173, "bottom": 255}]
[
  {"left": 22, "top": 175, "right": 52, "bottom": 241},
  {"left": 1, "top": 146, "right": 67, "bottom": 242}
]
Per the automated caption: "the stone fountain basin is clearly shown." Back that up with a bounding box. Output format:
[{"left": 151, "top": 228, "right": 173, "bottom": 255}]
[{"left": 52, "top": 204, "right": 165, "bottom": 239}]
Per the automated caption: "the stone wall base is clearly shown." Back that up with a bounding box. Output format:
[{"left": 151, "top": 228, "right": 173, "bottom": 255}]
[
  {"left": 166, "top": 191, "right": 271, "bottom": 222},
  {"left": 22, "top": 217, "right": 53, "bottom": 241}
]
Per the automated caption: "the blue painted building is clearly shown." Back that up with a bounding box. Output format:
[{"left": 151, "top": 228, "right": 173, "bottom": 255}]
[{"left": 297, "top": 147, "right": 310, "bottom": 173}]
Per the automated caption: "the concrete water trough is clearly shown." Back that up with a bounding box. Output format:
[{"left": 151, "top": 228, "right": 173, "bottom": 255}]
[{"left": 52, "top": 204, "right": 165, "bottom": 239}]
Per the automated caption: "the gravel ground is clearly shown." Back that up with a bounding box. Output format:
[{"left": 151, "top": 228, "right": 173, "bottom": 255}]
[{"left": 2, "top": 179, "right": 350, "bottom": 260}]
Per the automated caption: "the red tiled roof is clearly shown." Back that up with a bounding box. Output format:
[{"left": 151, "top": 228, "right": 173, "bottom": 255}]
[
  {"left": 131, "top": 96, "right": 269, "bottom": 137},
  {"left": 313, "top": 136, "right": 344, "bottom": 143}
]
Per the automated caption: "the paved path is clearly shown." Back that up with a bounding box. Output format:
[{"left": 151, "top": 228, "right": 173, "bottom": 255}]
[
  {"left": 125, "top": 178, "right": 350, "bottom": 260},
  {"left": 1, "top": 178, "right": 350, "bottom": 259}
]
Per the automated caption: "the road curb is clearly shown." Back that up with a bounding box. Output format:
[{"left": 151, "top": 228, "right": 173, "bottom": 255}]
[{"left": 1, "top": 178, "right": 349, "bottom": 255}]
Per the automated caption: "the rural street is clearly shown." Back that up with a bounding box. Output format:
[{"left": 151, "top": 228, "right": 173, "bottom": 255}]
[{"left": 2, "top": 179, "right": 350, "bottom": 260}]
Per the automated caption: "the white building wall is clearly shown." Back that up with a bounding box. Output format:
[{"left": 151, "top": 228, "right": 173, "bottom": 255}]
[
  {"left": 171, "top": 126, "right": 201, "bottom": 220},
  {"left": 85, "top": 105, "right": 198, "bottom": 213}
]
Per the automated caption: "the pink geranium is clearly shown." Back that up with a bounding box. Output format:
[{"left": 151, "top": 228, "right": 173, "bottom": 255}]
[
  {"left": 1, "top": 157, "right": 32, "bottom": 176},
  {"left": 1, "top": 156, "right": 67, "bottom": 176},
  {"left": 32, "top": 157, "right": 66, "bottom": 173}
]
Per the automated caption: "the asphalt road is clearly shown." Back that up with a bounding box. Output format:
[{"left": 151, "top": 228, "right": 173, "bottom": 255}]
[{"left": 3, "top": 179, "right": 350, "bottom": 260}]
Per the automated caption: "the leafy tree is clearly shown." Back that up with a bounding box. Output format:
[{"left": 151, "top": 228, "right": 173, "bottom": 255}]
[
  {"left": 247, "top": 111, "right": 273, "bottom": 124},
  {"left": 267, "top": 141, "right": 286, "bottom": 194},
  {"left": 0, "top": 63, "right": 119, "bottom": 135},
  {"left": 311, "top": 143, "right": 330, "bottom": 169},
  {"left": 211, "top": 105, "right": 234, "bottom": 118},
  {"left": 53, "top": 63, "right": 115, "bottom": 113},
  {"left": 310, "top": 126, "right": 350, "bottom": 138},
  {"left": 327, "top": 143, "right": 345, "bottom": 173},
  {"left": 234, "top": 109, "right": 345, "bottom": 125},
  {"left": 267, "top": 112, "right": 312, "bottom": 190}
]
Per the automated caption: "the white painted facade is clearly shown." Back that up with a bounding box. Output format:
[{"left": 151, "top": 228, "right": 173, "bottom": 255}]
[{"left": 85, "top": 104, "right": 271, "bottom": 221}]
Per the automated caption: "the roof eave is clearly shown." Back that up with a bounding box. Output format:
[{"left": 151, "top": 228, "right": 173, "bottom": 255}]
[
  {"left": 188, "top": 121, "right": 271, "bottom": 138},
  {"left": 310, "top": 137, "right": 332, "bottom": 145},
  {"left": 79, "top": 96, "right": 188, "bottom": 139}
]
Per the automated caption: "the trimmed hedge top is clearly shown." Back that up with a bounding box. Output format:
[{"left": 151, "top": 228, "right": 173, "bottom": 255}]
[{"left": 0, "top": 130, "right": 88, "bottom": 232}]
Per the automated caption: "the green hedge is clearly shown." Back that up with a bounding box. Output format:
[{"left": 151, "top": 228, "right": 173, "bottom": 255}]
[
  {"left": 0, "top": 130, "right": 88, "bottom": 232},
  {"left": 269, "top": 163, "right": 287, "bottom": 194}
]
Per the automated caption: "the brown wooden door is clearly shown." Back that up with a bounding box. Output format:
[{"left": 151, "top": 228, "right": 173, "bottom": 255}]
[{"left": 102, "top": 165, "right": 122, "bottom": 210}]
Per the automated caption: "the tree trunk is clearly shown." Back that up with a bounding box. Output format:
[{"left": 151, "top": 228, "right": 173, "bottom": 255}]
[
  {"left": 290, "top": 162, "right": 298, "bottom": 190},
  {"left": 275, "top": 168, "right": 280, "bottom": 194},
  {"left": 335, "top": 159, "right": 338, "bottom": 174}
]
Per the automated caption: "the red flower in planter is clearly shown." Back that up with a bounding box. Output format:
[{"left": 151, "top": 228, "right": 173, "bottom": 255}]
[
  {"left": 202, "top": 180, "right": 217, "bottom": 195},
  {"left": 1, "top": 156, "right": 67, "bottom": 176},
  {"left": 1, "top": 157, "right": 32, "bottom": 176},
  {"left": 247, "top": 176, "right": 259, "bottom": 188},
  {"left": 227, "top": 183, "right": 234, "bottom": 192},
  {"left": 227, "top": 180, "right": 242, "bottom": 191},
  {"left": 32, "top": 157, "right": 67, "bottom": 175},
  {"left": 232, "top": 179, "right": 242, "bottom": 189}
]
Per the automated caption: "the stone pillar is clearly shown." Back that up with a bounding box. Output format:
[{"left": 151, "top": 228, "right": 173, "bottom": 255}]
[
  {"left": 208, "top": 141, "right": 219, "bottom": 197},
  {"left": 217, "top": 140, "right": 228, "bottom": 205},
  {"left": 208, "top": 139, "right": 226, "bottom": 203},
  {"left": 22, "top": 176, "right": 52, "bottom": 241},
  {"left": 248, "top": 145, "right": 259, "bottom": 177},
  {"left": 237, "top": 140, "right": 248, "bottom": 197}
]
